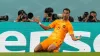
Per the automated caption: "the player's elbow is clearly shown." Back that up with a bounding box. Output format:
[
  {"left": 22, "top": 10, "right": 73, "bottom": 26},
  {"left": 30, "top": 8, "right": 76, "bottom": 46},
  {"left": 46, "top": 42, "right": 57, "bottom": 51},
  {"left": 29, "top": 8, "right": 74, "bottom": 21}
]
[
  {"left": 44, "top": 28, "right": 48, "bottom": 30},
  {"left": 72, "top": 39, "right": 77, "bottom": 41},
  {"left": 44, "top": 27, "right": 50, "bottom": 30}
]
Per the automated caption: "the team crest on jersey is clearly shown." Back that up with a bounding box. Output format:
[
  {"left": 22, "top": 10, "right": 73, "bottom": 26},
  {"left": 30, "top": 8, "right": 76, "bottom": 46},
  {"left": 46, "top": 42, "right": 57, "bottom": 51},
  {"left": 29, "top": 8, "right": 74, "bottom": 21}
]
[{"left": 63, "top": 25, "right": 66, "bottom": 28}]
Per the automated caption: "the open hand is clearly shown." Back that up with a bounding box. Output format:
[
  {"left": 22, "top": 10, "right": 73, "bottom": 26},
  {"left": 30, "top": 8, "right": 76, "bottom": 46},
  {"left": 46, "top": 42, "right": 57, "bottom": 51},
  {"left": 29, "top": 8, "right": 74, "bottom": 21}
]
[{"left": 33, "top": 17, "right": 40, "bottom": 23}]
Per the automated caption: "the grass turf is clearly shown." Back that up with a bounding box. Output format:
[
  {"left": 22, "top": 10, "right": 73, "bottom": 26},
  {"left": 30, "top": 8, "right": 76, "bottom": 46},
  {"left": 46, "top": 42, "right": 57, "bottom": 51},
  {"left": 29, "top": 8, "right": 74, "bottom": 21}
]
[{"left": 0, "top": 52, "right": 100, "bottom": 56}]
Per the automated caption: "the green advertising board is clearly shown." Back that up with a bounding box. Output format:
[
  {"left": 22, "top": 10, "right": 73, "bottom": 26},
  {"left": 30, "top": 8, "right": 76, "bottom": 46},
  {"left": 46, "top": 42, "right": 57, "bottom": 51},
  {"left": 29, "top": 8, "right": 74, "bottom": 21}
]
[{"left": 0, "top": 22, "right": 100, "bottom": 52}]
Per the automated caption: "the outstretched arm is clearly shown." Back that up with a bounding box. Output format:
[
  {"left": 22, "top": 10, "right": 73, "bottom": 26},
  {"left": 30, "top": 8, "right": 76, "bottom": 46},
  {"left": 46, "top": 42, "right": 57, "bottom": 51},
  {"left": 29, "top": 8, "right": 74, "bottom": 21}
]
[
  {"left": 68, "top": 23, "right": 81, "bottom": 41},
  {"left": 70, "top": 34, "right": 81, "bottom": 41},
  {"left": 34, "top": 17, "right": 51, "bottom": 30},
  {"left": 39, "top": 23, "right": 51, "bottom": 30}
]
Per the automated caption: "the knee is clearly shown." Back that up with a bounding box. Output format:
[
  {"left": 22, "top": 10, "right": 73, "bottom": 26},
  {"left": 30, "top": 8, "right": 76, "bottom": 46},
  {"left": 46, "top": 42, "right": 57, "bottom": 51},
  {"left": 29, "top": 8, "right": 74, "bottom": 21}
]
[
  {"left": 47, "top": 44, "right": 56, "bottom": 52},
  {"left": 34, "top": 44, "right": 43, "bottom": 52},
  {"left": 47, "top": 48, "right": 54, "bottom": 52},
  {"left": 34, "top": 48, "right": 39, "bottom": 52}
]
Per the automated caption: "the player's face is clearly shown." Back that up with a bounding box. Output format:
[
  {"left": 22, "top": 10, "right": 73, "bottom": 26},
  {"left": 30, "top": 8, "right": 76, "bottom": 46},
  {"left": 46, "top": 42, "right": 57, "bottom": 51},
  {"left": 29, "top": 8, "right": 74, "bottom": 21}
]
[
  {"left": 44, "top": 13, "right": 48, "bottom": 18},
  {"left": 90, "top": 13, "right": 96, "bottom": 17},
  {"left": 62, "top": 10, "right": 70, "bottom": 18}
]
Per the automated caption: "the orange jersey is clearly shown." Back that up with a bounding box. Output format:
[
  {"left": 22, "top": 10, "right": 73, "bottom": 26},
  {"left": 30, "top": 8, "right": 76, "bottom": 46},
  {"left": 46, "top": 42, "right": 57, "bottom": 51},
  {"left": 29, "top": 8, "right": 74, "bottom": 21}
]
[
  {"left": 40, "top": 19, "right": 74, "bottom": 51},
  {"left": 48, "top": 19, "right": 74, "bottom": 40}
]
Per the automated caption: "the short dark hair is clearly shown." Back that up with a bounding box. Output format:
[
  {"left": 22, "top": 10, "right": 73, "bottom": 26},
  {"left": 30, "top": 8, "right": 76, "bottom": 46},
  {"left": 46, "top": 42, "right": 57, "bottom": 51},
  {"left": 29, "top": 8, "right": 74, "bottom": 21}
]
[
  {"left": 28, "top": 12, "right": 34, "bottom": 19},
  {"left": 90, "top": 11, "right": 97, "bottom": 14},
  {"left": 44, "top": 7, "right": 53, "bottom": 13},
  {"left": 18, "top": 10, "right": 26, "bottom": 15},
  {"left": 44, "top": 7, "right": 54, "bottom": 17},
  {"left": 63, "top": 8, "right": 70, "bottom": 13}
]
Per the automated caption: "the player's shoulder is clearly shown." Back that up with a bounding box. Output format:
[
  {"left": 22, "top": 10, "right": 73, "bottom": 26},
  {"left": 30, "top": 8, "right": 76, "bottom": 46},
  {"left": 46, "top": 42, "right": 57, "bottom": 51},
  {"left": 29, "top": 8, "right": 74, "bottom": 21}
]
[
  {"left": 54, "top": 19, "right": 61, "bottom": 22},
  {"left": 55, "top": 19, "right": 61, "bottom": 21},
  {"left": 66, "top": 20, "right": 72, "bottom": 26}
]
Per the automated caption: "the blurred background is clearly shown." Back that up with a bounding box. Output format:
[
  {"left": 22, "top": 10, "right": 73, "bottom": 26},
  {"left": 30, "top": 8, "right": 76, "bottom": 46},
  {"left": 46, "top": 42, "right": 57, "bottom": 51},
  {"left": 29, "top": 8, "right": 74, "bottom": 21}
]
[{"left": 0, "top": 0, "right": 100, "bottom": 22}]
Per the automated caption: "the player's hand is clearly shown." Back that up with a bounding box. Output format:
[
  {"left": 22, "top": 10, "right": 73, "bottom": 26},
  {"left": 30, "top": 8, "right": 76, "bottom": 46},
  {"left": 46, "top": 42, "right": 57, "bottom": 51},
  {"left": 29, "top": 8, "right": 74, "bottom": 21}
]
[
  {"left": 77, "top": 35, "right": 81, "bottom": 40},
  {"left": 33, "top": 17, "right": 40, "bottom": 23}
]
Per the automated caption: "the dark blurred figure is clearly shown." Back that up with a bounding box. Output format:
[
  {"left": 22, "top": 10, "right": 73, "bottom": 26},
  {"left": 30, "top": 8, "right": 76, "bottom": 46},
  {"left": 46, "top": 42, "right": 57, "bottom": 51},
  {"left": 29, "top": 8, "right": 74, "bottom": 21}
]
[
  {"left": 52, "top": 13, "right": 59, "bottom": 21},
  {"left": 86, "top": 11, "right": 97, "bottom": 22},
  {"left": 28, "top": 12, "right": 34, "bottom": 22},
  {"left": 42, "top": 7, "right": 53, "bottom": 22},
  {"left": 69, "top": 16, "right": 74, "bottom": 22},
  {"left": 16, "top": 10, "right": 30, "bottom": 22},
  {"left": 0, "top": 15, "right": 9, "bottom": 22},
  {"left": 78, "top": 12, "right": 89, "bottom": 22}
]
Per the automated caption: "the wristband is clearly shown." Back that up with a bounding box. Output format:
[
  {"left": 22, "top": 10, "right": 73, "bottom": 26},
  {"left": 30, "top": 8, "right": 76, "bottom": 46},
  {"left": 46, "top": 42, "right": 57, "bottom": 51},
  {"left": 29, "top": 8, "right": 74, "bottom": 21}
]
[{"left": 38, "top": 22, "right": 42, "bottom": 25}]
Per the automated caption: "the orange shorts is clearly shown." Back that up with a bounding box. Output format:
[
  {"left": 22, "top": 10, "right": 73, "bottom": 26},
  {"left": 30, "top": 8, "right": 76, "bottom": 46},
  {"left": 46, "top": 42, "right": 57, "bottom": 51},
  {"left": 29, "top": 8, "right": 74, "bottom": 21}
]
[{"left": 40, "top": 38, "right": 63, "bottom": 52}]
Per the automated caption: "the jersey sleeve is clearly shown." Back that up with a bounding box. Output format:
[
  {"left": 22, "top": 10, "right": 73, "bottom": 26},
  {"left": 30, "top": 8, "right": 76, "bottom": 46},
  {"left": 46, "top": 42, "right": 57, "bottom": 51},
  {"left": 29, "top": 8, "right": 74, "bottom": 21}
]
[
  {"left": 68, "top": 23, "right": 74, "bottom": 35},
  {"left": 49, "top": 20, "right": 58, "bottom": 28}
]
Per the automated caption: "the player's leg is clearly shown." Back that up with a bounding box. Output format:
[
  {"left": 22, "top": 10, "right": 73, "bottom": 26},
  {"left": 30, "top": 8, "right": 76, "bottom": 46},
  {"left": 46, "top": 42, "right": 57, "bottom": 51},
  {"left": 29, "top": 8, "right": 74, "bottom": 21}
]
[
  {"left": 53, "top": 47, "right": 59, "bottom": 52},
  {"left": 47, "top": 39, "right": 62, "bottom": 52},
  {"left": 34, "top": 43, "right": 43, "bottom": 52},
  {"left": 34, "top": 38, "right": 53, "bottom": 52},
  {"left": 47, "top": 44, "right": 57, "bottom": 52}
]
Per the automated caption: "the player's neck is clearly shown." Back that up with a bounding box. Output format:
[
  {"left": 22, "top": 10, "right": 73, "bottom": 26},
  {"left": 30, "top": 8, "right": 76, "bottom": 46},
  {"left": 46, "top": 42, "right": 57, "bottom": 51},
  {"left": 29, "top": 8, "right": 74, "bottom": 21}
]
[{"left": 63, "top": 17, "right": 69, "bottom": 21}]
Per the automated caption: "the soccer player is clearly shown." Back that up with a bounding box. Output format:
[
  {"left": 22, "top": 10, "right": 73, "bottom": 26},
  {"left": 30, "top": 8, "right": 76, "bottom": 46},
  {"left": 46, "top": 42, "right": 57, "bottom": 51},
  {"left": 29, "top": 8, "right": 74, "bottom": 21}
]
[{"left": 34, "top": 8, "right": 81, "bottom": 52}]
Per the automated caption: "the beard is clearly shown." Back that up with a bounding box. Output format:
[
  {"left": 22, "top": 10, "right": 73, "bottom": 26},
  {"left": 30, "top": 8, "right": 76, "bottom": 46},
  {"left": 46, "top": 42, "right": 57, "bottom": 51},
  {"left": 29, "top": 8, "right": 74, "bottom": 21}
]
[{"left": 63, "top": 16, "right": 69, "bottom": 19}]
